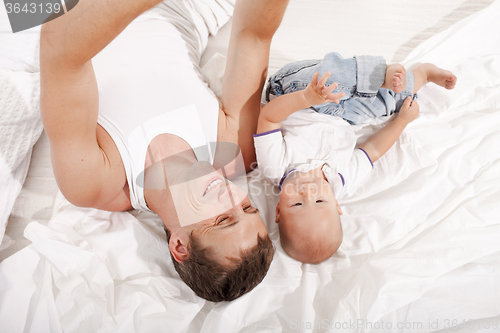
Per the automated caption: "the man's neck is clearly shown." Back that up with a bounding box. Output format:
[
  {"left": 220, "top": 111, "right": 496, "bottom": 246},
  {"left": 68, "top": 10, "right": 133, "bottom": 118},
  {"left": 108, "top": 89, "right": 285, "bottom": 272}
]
[
  {"left": 145, "top": 133, "right": 197, "bottom": 169},
  {"left": 143, "top": 134, "right": 197, "bottom": 229}
]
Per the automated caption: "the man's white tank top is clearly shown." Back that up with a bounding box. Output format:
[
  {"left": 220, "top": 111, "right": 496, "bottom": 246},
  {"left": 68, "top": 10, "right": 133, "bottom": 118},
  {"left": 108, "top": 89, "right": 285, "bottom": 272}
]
[{"left": 92, "top": 0, "right": 221, "bottom": 212}]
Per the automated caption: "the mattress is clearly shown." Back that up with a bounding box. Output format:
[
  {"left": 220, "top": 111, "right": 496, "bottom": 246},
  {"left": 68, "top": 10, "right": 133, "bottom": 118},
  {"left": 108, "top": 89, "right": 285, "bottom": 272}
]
[{"left": 1, "top": 0, "right": 499, "bottom": 332}]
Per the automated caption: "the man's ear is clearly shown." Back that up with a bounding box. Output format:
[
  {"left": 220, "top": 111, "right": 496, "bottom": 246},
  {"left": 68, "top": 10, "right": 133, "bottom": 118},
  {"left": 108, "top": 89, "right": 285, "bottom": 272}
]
[
  {"left": 168, "top": 232, "right": 190, "bottom": 263},
  {"left": 275, "top": 202, "right": 281, "bottom": 223}
]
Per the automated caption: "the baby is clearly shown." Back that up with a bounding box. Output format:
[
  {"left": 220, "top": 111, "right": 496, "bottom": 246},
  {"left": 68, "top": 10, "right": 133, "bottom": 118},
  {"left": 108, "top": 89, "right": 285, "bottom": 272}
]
[{"left": 254, "top": 53, "right": 457, "bottom": 263}]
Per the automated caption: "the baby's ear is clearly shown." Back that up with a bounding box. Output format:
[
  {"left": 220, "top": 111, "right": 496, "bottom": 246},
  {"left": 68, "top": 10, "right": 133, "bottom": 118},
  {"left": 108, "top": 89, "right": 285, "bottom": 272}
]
[
  {"left": 337, "top": 201, "right": 343, "bottom": 216},
  {"left": 275, "top": 202, "right": 281, "bottom": 223}
]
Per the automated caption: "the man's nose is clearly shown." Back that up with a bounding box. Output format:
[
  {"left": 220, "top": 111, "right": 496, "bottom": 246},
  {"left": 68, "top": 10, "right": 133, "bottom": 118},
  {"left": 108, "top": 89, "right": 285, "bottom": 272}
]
[{"left": 218, "top": 183, "right": 244, "bottom": 208}]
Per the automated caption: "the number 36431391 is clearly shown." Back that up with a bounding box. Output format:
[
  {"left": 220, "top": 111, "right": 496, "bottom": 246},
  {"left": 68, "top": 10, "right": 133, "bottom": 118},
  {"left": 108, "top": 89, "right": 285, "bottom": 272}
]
[{"left": 5, "top": 2, "right": 62, "bottom": 14}]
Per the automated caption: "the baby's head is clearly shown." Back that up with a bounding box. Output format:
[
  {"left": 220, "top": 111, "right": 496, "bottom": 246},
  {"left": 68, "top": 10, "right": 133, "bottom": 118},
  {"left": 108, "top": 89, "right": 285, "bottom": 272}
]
[{"left": 276, "top": 168, "right": 343, "bottom": 264}]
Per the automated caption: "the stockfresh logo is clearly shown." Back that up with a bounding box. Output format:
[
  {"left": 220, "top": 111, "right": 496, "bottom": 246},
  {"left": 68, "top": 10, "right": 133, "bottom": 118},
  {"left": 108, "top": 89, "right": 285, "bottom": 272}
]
[{"left": 3, "top": 0, "right": 79, "bottom": 33}]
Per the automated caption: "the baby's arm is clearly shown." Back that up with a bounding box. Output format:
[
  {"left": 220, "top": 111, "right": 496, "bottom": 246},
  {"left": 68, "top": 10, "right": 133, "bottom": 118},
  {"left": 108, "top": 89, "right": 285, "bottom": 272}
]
[
  {"left": 257, "top": 72, "right": 344, "bottom": 134},
  {"left": 358, "top": 96, "right": 419, "bottom": 163}
]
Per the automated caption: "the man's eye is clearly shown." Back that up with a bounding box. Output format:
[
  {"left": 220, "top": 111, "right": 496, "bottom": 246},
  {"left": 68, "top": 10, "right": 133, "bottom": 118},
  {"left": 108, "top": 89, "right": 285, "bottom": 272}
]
[
  {"left": 293, "top": 203, "right": 302, "bottom": 207},
  {"left": 243, "top": 205, "right": 252, "bottom": 211},
  {"left": 216, "top": 216, "right": 229, "bottom": 225}
]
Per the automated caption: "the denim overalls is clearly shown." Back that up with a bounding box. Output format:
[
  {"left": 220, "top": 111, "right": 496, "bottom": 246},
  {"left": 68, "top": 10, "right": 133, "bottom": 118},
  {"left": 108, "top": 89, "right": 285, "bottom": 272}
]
[{"left": 266, "top": 52, "right": 415, "bottom": 125}]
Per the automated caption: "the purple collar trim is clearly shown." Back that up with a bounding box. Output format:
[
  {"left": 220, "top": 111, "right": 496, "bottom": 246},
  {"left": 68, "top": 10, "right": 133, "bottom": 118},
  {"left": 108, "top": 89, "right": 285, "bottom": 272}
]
[{"left": 279, "top": 169, "right": 297, "bottom": 190}]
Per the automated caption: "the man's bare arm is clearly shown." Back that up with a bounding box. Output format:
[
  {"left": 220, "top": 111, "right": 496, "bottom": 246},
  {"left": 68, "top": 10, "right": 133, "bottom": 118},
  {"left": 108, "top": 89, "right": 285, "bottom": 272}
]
[
  {"left": 40, "top": 0, "right": 161, "bottom": 207},
  {"left": 41, "top": 0, "right": 162, "bottom": 67},
  {"left": 40, "top": 0, "right": 163, "bottom": 142},
  {"left": 220, "top": 0, "right": 290, "bottom": 170}
]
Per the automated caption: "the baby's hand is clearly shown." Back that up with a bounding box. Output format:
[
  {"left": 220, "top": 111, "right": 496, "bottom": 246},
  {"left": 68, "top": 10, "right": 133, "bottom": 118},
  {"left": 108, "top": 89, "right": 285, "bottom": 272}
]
[
  {"left": 303, "top": 72, "right": 345, "bottom": 106},
  {"left": 397, "top": 96, "right": 420, "bottom": 124}
]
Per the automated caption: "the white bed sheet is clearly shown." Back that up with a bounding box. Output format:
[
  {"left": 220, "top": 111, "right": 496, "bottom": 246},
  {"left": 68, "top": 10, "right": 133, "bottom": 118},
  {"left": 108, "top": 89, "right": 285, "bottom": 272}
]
[{"left": 1, "top": 0, "right": 500, "bottom": 332}]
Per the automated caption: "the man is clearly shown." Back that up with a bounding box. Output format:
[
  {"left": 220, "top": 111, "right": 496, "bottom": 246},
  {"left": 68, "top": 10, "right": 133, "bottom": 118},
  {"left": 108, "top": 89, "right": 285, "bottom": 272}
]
[{"left": 40, "top": 0, "right": 289, "bottom": 301}]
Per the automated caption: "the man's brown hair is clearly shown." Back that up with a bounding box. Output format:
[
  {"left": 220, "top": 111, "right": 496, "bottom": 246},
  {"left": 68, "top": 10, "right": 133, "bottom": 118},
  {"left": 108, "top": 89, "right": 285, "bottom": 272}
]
[{"left": 165, "top": 228, "right": 275, "bottom": 302}]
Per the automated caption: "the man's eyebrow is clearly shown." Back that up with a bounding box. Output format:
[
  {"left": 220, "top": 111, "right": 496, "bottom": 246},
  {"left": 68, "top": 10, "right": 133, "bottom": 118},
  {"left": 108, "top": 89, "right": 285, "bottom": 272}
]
[
  {"left": 220, "top": 208, "right": 259, "bottom": 228},
  {"left": 216, "top": 206, "right": 259, "bottom": 228}
]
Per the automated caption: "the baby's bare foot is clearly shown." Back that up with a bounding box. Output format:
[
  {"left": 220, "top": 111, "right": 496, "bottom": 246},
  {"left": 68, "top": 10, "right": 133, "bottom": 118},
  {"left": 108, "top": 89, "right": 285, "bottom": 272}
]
[
  {"left": 381, "top": 64, "right": 406, "bottom": 94},
  {"left": 424, "top": 63, "right": 457, "bottom": 90}
]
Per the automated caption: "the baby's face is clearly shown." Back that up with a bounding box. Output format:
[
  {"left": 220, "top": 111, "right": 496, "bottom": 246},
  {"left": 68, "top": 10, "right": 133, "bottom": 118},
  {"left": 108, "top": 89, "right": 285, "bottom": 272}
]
[
  {"left": 278, "top": 169, "right": 340, "bottom": 218},
  {"left": 276, "top": 170, "right": 343, "bottom": 260}
]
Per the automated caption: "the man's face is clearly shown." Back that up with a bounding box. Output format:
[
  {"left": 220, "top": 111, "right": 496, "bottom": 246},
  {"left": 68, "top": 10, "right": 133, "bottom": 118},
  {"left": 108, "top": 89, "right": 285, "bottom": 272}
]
[
  {"left": 167, "top": 162, "right": 268, "bottom": 263},
  {"left": 188, "top": 195, "right": 268, "bottom": 262}
]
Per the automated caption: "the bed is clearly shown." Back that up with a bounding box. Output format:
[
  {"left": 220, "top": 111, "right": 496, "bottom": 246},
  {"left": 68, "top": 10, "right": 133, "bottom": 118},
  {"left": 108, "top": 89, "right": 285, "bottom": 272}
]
[{"left": 1, "top": 0, "right": 499, "bottom": 332}]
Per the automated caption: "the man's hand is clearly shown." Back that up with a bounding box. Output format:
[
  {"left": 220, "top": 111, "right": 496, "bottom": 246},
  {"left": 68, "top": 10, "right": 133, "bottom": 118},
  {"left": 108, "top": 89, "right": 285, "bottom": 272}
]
[
  {"left": 396, "top": 96, "right": 420, "bottom": 125},
  {"left": 303, "top": 72, "right": 345, "bottom": 106}
]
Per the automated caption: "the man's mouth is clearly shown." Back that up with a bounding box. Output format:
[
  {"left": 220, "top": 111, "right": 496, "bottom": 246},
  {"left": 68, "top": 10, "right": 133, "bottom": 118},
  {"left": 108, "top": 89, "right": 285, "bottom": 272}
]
[{"left": 203, "top": 178, "right": 224, "bottom": 196}]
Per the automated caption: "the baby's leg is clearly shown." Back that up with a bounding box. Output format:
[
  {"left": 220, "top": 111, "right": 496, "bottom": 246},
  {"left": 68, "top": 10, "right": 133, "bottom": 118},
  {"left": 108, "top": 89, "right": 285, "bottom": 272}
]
[
  {"left": 411, "top": 63, "right": 457, "bottom": 93},
  {"left": 380, "top": 64, "right": 406, "bottom": 94}
]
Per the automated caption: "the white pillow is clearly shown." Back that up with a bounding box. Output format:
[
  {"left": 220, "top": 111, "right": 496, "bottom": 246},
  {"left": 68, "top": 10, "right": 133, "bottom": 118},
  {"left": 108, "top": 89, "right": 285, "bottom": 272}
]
[
  {"left": 0, "top": 69, "right": 42, "bottom": 243},
  {"left": 0, "top": 6, "right": 40, "bottom": 72}
]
